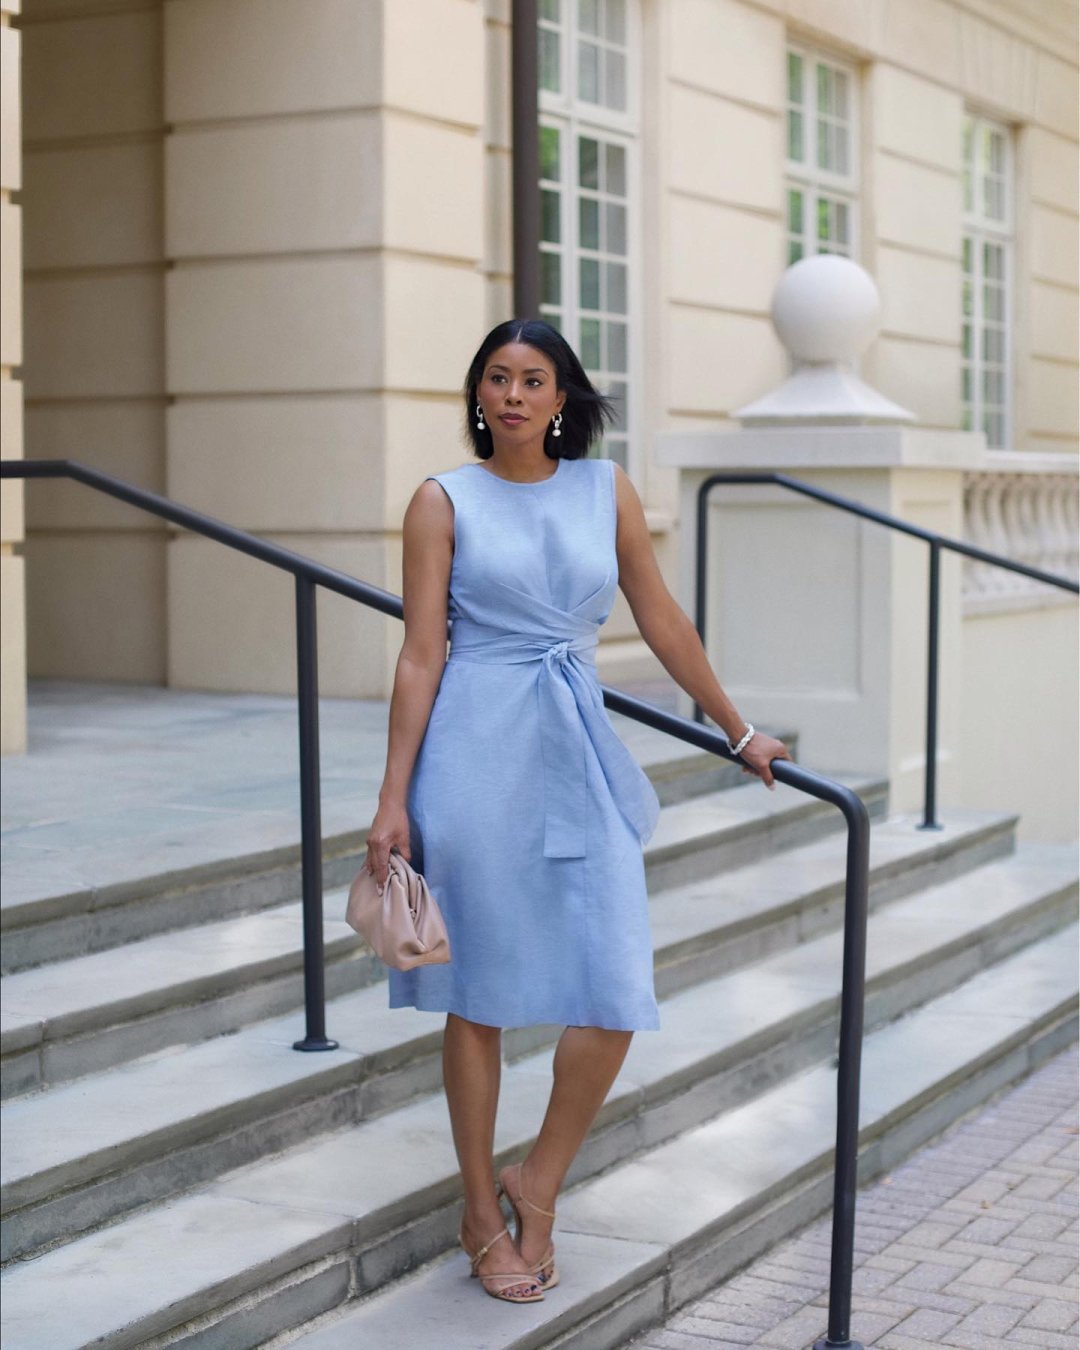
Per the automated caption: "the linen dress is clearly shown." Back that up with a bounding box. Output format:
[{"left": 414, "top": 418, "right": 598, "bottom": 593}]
[{"left": 388, "top": 455, "right": 662, "bottom": 1030}]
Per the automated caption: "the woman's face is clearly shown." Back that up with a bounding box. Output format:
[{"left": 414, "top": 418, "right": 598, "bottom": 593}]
[{"left": 476, "top": 343, "right": 566, "bottom": 445}]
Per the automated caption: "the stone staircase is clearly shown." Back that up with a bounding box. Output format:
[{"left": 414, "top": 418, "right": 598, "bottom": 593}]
[{"left": 1, "top": 721, "right": 1076, "bottom": 1350}]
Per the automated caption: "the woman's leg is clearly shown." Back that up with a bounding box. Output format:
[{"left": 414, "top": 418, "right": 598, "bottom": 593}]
[
  {"left": 443, "top": 1012, "right": 539, "bottom": 1293},
  {"left": 501, "top": 1025, "right": 633, "bottom": 1267}
]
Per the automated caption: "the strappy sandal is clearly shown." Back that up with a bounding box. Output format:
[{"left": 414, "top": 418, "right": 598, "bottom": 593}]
[
  {"left": 497, "top": 1162, "right": 560, "bottom": 1291},
  {"left": 458, "top": 1223, "right": 545, "bottom": 1304}
]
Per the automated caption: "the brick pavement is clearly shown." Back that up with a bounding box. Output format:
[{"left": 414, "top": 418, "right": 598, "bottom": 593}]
[{"left": 630, "top": 1046, "right": 1078, "bottom": 1350}]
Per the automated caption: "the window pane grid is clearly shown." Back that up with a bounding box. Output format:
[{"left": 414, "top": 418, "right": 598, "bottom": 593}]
[
  {"left": 961, "top": 113, "right": 1012, "bottom": 448},
  {"left": 964, "top": 114, "right": 1010, "bottom": 234},
  {"left": 787, "top": 49, "right": 855, "bottom": 184},
  {"left": 540, "top": 123, "right": 633, "bottom": 466},
  {"left": 786, "top": 187, "right": 853, "bottom": 264},
  {"left": 539, "top": 2, "right": 563, "bottom": 94},
  {"left": 540, "top": 2, "right": 636, "bottom": 470},
  {"left": 576, "top": 0, "right": 628, "bottom": 111},
  {"left": 785, "top": 44, "right": 857, "bottom": 264}
]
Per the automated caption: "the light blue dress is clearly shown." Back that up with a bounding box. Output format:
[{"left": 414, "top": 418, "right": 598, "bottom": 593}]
[{"left": 389, "top": 456, "right": 662, "bottom": 1030}]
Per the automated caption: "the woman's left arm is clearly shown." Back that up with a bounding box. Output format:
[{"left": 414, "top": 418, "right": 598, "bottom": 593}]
[{"left": 613, "top": 463, "right": 792, "bottom": 789}]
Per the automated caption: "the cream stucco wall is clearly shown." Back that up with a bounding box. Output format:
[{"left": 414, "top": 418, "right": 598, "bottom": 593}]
[{"left": 960, "top": 600, "right": 1079, "bottom": 842}]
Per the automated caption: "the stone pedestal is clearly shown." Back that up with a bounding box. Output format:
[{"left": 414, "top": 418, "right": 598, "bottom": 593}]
[{"left": 656, "top": 426, "right": 984, "bottom": 815}]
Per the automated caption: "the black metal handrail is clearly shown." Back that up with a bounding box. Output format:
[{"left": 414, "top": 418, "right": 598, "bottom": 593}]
[
  {"left": 695, "top": 472, "right": 1079, "bottom": 831},
  {"left": 3, "top": 458, "right": 872, "bottom": 1350}
]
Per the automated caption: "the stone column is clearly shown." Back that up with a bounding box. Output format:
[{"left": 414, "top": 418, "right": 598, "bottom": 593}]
[
  {"left": 18, "top": 0, "right": 168, "bottom": 686},
  {"left": 164, "top": 0, "right": 486, "bottom": 698}
]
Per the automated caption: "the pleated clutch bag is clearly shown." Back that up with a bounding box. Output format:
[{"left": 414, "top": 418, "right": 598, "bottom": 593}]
[{"left": 345, "top": 848, "right": 451, "bottom": 971}]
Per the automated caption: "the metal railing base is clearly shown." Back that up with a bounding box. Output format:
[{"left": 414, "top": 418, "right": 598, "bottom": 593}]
[
  {"left": 916, "top": 821, "right": 945, "bottom": 832},
  {"left": 292, "top": 1037, "right": 340, "bottom": 1053},
  {"left": 813, "top": 1339, "right": 865, "bottom": 1350}
]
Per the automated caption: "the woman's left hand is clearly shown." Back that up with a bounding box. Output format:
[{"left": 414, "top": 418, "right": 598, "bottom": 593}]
[{"left": 736, "top": 732, "right": 793, "bottom": 790}]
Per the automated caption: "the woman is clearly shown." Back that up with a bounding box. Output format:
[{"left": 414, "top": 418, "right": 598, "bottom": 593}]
[{"left": 363, "top": 319, "right": 791, "bottom": 1305}]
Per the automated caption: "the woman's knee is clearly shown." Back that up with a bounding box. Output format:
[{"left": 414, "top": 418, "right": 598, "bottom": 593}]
[
  {"left": 572, "top": 1023, "right": 633, "bottom": 1042},
  {"left": 446, "top": 1012, "right": 503, "bottom": 1045}
]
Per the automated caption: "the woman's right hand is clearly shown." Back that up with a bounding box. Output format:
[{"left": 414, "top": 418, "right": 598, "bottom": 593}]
[{"left": 364, "top": 796, "right": 412, "bottom": 888}]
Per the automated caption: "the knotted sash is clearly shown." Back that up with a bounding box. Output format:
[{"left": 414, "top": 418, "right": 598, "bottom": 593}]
[{"left": 446, "top": 620, "right": 660, "bottom": 859}]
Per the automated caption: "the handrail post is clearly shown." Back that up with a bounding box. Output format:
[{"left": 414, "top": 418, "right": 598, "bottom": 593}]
[
  {"left": 919, "top": 540, "right": 943, "bottom": 831},
  {"left": 813, "top": 795, "right": 870, "bottom": 1350},
  {"left": 692, "top": 477, "right": 710, "bottom": 724},
  {"left": 292, "top": 574, "right": 338, "bottom": 1052}
]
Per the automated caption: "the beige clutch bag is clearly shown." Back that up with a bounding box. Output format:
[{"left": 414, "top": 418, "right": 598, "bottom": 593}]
[{"left": 345, "top": 848, "right": 451, "bottom": 971}]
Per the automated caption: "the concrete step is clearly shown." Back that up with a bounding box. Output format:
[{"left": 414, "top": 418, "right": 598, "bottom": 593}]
[
  {"left": 0, "top": 806, "right": 1022, "bottom": 1263},
  {"left": 0, "top": 771, "right": 883, "bottom": 1099},
  {"left": 645, "top": 803, "right": 1013, "bottom": 1004},
  {"left": 0, "top": 825, "right": 367, "bottom": 977},
  {"left": 0, "top": 719, "right": 795, "bottom": 976},
  {"left": 1, "top": 845, "right": 1072, "bottom": 1337},
  {"left": 278, "top": 927, "right": 1078, "bottom": 1350},
  {"left": 0, "top": 806, "right": 1016, "bottom": 1262},
  {"left": 0, "top": 899, "right": 368, "bottom": 1100},
  {"left": 642, "top": 771, "right": 888, "bottom": 894}
]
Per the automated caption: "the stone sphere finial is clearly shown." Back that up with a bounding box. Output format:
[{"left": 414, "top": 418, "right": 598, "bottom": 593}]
[
  {"left": 771, "top": 254, "right": 881, "bottom": 364},
  {"left": 733, "top": 253, "right": 915, "bottom": 425}
]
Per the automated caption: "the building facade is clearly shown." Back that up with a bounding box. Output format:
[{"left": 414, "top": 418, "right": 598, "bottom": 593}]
[{"left": 1, "top": 0, "right": 1077, "bottom": 758}]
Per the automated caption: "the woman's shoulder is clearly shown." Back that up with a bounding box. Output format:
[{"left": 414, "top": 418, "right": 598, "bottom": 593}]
[
  {"left": 580, "top": 454, "right": 618, "bottom": 489},
  {"left": 424, "top": 462, "right": 475, "bottom": 484},
  {"left": 415, "top": 463, "right": 476, "bottom": 498},
  {"left": 564, "top": 454, "right": 613, "bottom": 477}
]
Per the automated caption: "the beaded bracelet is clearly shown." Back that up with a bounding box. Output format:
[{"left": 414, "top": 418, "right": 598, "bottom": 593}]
[{"left": 730, "top": 723, "right": 755, "bottom": 757}]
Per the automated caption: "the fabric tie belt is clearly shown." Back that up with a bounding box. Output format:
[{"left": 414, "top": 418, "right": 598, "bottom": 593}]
[{"left": 447, "top": 627, "right": 660, "bottom": 858}]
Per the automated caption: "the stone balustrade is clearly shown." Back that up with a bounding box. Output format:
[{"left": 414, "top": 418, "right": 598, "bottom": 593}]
[{"left": 963, "top": 453, "right": 1080, "bottom": 614}]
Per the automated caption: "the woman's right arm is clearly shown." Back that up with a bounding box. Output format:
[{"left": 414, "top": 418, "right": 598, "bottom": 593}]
[{"left": 363, "top": 479, "right": 454, "bottom": 886}]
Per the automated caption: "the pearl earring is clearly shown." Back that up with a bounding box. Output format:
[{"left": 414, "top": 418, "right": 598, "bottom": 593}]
[
  {"left": 475, "top": 403, "right": 486, "bottom": 431},
  {"left": 551, "top": 412, "right": 563, "bottom": 438}
]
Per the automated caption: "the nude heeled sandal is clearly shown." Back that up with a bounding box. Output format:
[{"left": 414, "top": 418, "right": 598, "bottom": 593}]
[
  {"left": 497, "top": 1162, "right": 560, "bottom": 1291},
  {"left": 458, "top": 1223, "right": 545, "bottom": 1304}
]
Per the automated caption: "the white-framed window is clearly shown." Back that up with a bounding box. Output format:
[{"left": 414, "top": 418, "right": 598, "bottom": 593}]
[
  {"left": 785, "top": 44, "right": 858, "bottom": 264},
  {"left": 538, "top": 0, "right": 638, "bottom": 472},
  {"left": 962, "top": 113, "right": 1012, "bottom": 449}
]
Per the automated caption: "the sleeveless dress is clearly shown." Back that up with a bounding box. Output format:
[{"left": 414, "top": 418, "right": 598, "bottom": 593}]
[{"left": 388, "top": 456, "right": 662, "bottom": 1031}]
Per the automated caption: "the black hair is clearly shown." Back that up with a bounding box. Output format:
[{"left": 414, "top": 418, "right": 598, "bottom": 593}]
[{"left": 463, "top": 318, "right": 616, "bottom": 460}]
